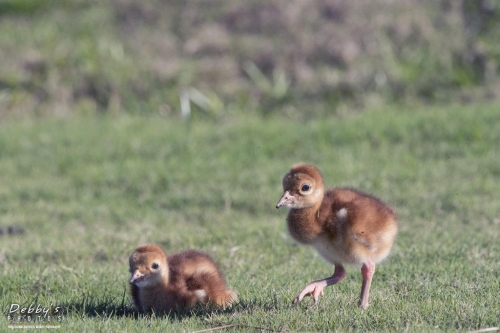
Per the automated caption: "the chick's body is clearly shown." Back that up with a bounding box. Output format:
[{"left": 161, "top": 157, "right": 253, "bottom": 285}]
[
  {"left": 129, "top": 244, "right": 237, "bottom": 313},
  {"left": 276, "top": 164, "right": 398, "bottom": 309}
]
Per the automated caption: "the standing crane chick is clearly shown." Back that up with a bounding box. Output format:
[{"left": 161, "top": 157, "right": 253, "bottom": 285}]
[
  {"left": 129, "top": 244, "right": 237, "bottom": 313},
  {"left": 276, "top": 163, "right": 398, "bottom": 309}
]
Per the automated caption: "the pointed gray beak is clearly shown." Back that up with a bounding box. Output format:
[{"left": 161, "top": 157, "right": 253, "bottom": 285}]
[
  {"left": 130, "top": 270, "right": 145, "bottom": 284},
  {"left": 276, "top": 191, "right": 295, "bottom": 208}
]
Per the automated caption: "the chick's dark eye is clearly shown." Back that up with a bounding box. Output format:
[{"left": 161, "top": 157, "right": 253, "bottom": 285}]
[
  {"left": 301, "top": 184, "right": 311, "bottom": 192},
  {"left": 151, "top": 263, "right": 159, "bottom": 269}
]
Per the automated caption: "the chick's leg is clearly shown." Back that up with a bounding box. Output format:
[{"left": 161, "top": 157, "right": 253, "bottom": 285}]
[
  {"left": 293, "top": 264, "right": 346, "bottom": 304},
  {"left": 358, "top": 260, "right": 375, "bottom": 309}
]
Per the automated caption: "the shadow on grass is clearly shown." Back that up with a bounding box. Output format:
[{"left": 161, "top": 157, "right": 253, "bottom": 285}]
[{"left": 59, "top": 291, "right": 281, "bottom": 323}]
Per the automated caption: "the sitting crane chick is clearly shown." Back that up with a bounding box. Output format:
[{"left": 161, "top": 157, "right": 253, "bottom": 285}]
[
  {"left": 129, "top": 244, "right": 237, "bottom": 313},
  {"left": 276, "top": 163, "right": 398, "bottom": 309}
]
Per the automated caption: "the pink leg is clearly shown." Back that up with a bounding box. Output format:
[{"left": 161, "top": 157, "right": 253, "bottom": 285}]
[
  {"left": 293, "top": 264, "right": 346, "bottom": 304},
  {"left": 359, "top": 260, "right": 375, "bottom": 309}
]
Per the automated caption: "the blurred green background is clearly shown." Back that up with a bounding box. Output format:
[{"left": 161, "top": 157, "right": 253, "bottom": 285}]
[{"left": 1, "top": 0, "right": 499, "bottom": 119}]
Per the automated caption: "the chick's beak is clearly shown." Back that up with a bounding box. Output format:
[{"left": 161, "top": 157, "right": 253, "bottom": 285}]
[
  {"left": 276, "top": 191, "right": 295, "bottom": 208},
  {"left": 130, "top": 270, "right": 145, "bottom": 284}
]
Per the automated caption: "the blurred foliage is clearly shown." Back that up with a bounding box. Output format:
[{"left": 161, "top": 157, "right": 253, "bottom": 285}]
[{"left": 0, "top": 0, "right": 499, "bottom": 119}]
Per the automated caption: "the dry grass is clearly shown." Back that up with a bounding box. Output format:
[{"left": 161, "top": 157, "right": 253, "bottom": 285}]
[{"left": 1, "top": 0, "right": 499, "bottom": 119}]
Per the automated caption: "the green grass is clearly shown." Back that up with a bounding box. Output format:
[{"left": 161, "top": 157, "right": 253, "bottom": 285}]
[
  {"left": 0, "top": 103, "right": 499, "bottom": 332},
  {"left": 1, "top": 1, "right": 500, "bottom": 119}
]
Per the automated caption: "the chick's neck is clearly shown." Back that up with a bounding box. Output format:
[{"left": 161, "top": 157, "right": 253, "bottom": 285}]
[{"left": 287, "top": 200, "right": 324, "bottom": 244}]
